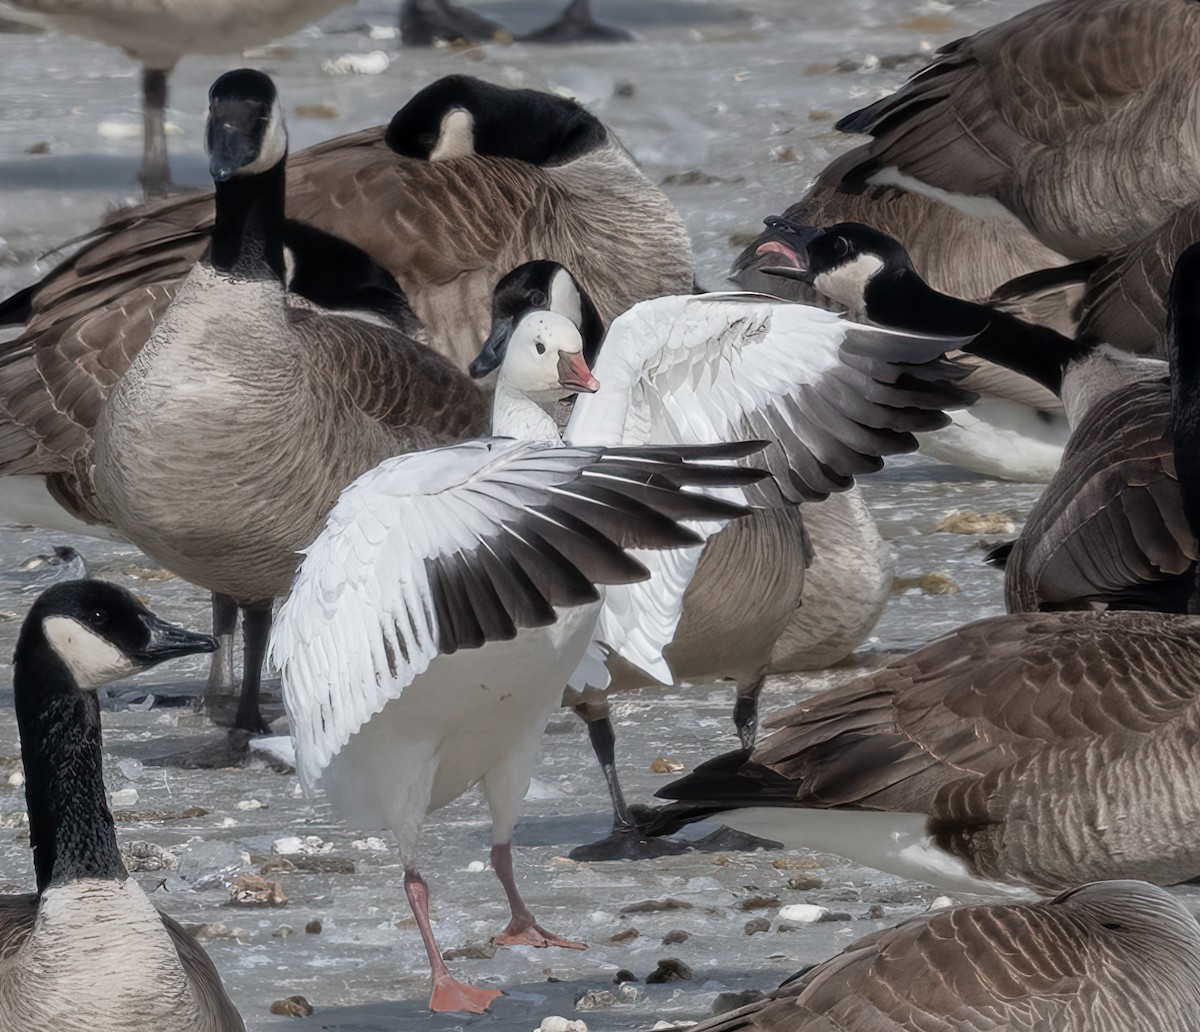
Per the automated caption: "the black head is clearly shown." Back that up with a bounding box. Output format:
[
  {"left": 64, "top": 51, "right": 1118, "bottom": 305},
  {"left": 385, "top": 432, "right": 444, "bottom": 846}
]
[
  {"left": 16, "top": 581, "right": 217, "bottom": 692},
  {"left": 758, "top": 217, "right": 914, "bottom": 291},
  {"left": 386, "top": 75, "right": 606, "bottom": 166},
  {"left": 471, "top": 260, "right": 603, "bottom": 394},
  {"left": 206, "top": 68, "right": 287, "bottom": 183}
]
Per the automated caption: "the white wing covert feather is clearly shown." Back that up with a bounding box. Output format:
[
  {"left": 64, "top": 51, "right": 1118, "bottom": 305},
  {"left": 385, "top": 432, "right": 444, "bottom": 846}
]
[
  {"left": 270, "top": 437, "right": 761, "bottom": 787},
  {"left": 565, "top": 293, "right": 974, "bottom": 683}
]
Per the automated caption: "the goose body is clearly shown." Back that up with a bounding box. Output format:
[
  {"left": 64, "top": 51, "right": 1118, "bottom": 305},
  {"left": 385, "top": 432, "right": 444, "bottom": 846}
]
[
  {"left": 0, "top": 580, "right": 239, "bottom": 1031},
  {"left": 0, "top": 0, "right": 349, "bottom": 196},
  {"left": 86, "top": 71, "right": 489, "bottom": 734},
  {"left": 270, "top": 436, "right": 765, "bottom": 1012},
  {"left": 474, "top": 262, "right": 976, "bottom": 857},
  {"left": 685, "top": 881, "right": 1200, "bottom": 1032}
]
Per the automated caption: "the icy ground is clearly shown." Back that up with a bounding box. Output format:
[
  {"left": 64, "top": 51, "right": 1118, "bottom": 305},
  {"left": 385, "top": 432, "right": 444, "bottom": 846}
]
[{"left": 5, "top": 0, "right": 1196, "bottom": 1029}]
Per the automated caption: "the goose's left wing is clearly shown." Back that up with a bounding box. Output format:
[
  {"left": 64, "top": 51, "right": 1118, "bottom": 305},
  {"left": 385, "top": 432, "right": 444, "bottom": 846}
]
[
  {"left": 564, "top": 293, "right": 975, "bottom": 682},
  {"left": 269, "top": 438, "right": 762, "bottom": 786},
  {"left": 564, "top": 293, "right": 976, "bottom": 504}
]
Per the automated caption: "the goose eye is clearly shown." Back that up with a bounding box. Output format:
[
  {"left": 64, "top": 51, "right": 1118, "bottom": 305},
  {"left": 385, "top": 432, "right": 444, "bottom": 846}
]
[
  {"left": 529, "top": 291, "right": 547, "bottom": 308},
  {"left": 90, "top": 608, "right": 109, "bottom": 627},
  {"left": 833, "top": 237, "right": 850, "bottom": 258},
  {"left": 535, "top": 341, "right": 546, "bottom": 355}
]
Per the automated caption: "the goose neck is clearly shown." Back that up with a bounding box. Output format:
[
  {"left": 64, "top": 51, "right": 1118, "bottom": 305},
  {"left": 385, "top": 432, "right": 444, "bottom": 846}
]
[
  {"left": 1170, "top": 325, "right": 1200, "bottom": 615},
  {"left": 13, "top": 651, "right": 125, "bottom": 893},
  {"left": 210, "top": 160, "right": 286, "bottom": 282},
  {"left": 871, "top": 270, "right": 1089, "bottom": 396},
  {"left": 491, "top": 378, "right": 564, "bottom": 443}
]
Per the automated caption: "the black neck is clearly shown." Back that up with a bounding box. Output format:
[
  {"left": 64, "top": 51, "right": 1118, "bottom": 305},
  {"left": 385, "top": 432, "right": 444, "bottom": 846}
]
[
  {"left": 866, "top": 268, "right": 1090, "bottom": 395},
  {"left": 209, "top": 160, "right": 286, "bottom": 281},
  {"left": 14, "top": 650, "right": 125, "bottom": 893}
]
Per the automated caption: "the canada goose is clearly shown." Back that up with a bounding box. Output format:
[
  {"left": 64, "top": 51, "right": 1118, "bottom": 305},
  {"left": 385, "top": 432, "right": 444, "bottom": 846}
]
[
  {"left": 0, "top": 73, "right": 689, "bottom": 732},
  {"left": 830, "top": 0, "right": 1200, "bottom": 261},
  {"left": 270, "top": 438, "right": 766, "bottom": 1012},
  {"left": 643, "top": 241, "right": 1200, "bottom": 893},
  {"left": 0, "top": 0, "right": 349, "bottom": 198},
  {"left": 743, "top": 206, "right": 1070, "bottom": 482},
  {"left": 3, "top": 545, "right": 88, "bottom": 595},
  {"left": 764, "top": 219, "right": 1196, "bottom": 614},
  {"left": 82, "top": 69, "right": 489, "bottom": 743},
  {"left": 399, "top": 0, "right": 504, "bottom": 45},
  {"left": 472, "top": 260, "right": 975, "bottom": 859},
  {"left": 991, "top": 200, "right": 1200, "bottom": 356},
  {"left": 684, "top": 881, "right": 1200, "bottom": 1032},
  {"left": 518, "top": 0, "right": 632, "bottom": 43},
  {"left": 0, "top": 579, "right": 243, "bottom": 1031}
]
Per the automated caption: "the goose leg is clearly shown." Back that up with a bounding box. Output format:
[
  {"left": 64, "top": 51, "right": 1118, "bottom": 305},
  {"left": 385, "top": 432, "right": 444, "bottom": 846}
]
[
  {"left": 233, "top": 601, "right": 273, "bottom": 735},
  {"left": 139, "top": 66, "right": 174, "bottom": 200},
  {"left": 567, "top": 703, "right": 687, "bottom": 861},
  {"left": 405, "top": 869, "right": 502, "bottom": 1014},
  {"left": 733, "top": 674, "right": 765, "bottom": 751},
  {"left": 490, "top": 842, "right": 585, "bottom": 950},
  {"left": 204, "top": 592, "right": 239, "bottom": 696}
]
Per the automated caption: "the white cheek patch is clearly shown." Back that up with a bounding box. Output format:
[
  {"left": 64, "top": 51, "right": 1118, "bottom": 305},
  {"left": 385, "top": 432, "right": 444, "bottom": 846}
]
[
  {"left": 41, "top": 617, "right": 139, "bottom": 690},
  {"left": 241, "top": 99, "right": 287, "bottom": 175},
  {"left": 548, "top": 267, "right": 583, "bottom": 328},
  {"left": 813, "top": 254, "right": 884, "bottom": 311},
  {"left": 430, "top": 108, "right": 476, "bottom": 161}
]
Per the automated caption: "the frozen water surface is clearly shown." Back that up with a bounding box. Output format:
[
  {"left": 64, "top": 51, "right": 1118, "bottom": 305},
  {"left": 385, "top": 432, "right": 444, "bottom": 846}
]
[{"left": 5, "top": 0, "right": 1198, "bottom": 1029}]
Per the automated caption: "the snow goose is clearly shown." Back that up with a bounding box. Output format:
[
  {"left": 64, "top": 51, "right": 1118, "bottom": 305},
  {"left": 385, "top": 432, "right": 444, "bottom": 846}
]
[
  {"left": 0, "top": 580, "right": 243, "bottom": 1031},
  {"left": 471, "top": 260, "right": 976, "bottom": 859},
  {"left": 86, "top": 70, "right": 488, "bottom": 744},
  {"left": 269, "top": 437, "right": 764, "bottom": 1013},
  {"left": 831, "top": 0, "right": 1200, "bottom": 261},
  {"left": 0, "top": 0, "right": 349, "bottom": 198},
  {"left": 764, "top": 220, "right": 1199, "bottom": 614},
  {"left": 683, "top": 882, "right": 1200, "bottom": 1032}
]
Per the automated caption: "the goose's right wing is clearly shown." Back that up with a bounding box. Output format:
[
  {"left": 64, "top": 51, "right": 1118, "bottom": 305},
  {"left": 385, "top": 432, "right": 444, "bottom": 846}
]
[{"left": 270, "top": 438, "right": 762, "bottom": 787}]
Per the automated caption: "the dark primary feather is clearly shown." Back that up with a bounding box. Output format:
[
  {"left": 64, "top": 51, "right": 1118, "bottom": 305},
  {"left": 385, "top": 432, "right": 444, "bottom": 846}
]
[{"left": 424, "top": 443, "right": 766, "bottom": 655}]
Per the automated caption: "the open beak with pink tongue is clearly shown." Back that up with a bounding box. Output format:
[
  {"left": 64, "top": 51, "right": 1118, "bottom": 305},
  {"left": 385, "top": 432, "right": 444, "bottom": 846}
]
[
  {"left": 557, "top": 350, "right": 599, "bottom": 393},
  {"left": 756, "top": 215, "right": 820, "bottom": 283}
]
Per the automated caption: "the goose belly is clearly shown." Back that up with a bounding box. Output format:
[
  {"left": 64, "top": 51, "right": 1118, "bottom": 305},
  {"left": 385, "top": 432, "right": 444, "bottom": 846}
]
[
  {"left": 709, "top": 808, "right": 1026, "bottom": 898},
  {"left": 1, "top": 879, "right": 203, "bottom": 1032},
  {"left": 92, "top": 271, "right": 383, "bottom": 601},
  {"left": 320, "top": 605, "right": 600, "bottom": 837},
  {"left": 916, "top": 402, "right": 1069, "bottom": 483}
]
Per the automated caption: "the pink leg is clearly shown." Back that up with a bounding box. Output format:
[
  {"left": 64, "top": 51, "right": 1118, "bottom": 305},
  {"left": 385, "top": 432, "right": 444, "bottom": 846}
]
[
  {"left": 404, "top": 869, "right": 502, "bottom": 1013},
  {"left": 490, "top": 843, "right": 587, "bottom": 950}
]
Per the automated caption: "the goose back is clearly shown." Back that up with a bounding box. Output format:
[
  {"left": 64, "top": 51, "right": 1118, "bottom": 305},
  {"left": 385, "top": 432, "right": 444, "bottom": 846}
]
[{"left": 690, "top": 882, "right": 1200, "bottom": 1032}]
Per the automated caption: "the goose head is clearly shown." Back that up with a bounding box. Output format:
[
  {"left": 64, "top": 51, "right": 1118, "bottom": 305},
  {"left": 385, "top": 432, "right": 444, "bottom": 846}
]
[
  {"left": 472, "top": 261, "right": 602, "bottom": 399},
  {"left": 17, "top": 580, "right": 217, "bottom": 692},
  {"left": 759, "top": 218, "right": 915, "bottom": 319},
  {"left": 206, "top": 68, "right": 287, "bottom": 183},
  {"left": 385, "top": 75, "right": 606, "bottom": 166}
]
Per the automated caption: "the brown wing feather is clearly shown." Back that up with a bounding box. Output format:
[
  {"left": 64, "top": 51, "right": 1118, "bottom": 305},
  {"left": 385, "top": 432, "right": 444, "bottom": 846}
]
[
  {"left": 688, "top": 883, "right": 1200, "bottom": 1032},
  {"left": 755, "top": 612, "right": 1200, "bottom": 812},
  {"left": 832, "top": 0, "right": 1200, "bottom": 257},
  {"left": 1006, "top": 378, "right": 1195, "bottom": 612}
]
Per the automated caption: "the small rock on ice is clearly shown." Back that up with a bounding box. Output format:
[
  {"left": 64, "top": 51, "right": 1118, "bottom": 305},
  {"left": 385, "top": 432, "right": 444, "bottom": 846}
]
[
  {"left": 321, "top": 50, "right": 390, "bottom": 76},
  {"left": 351, "top": 836, "right": 387, "bottom": 851},
  {"left": 8, "top": 771, "right": 24, "bottom": 787},
  {"left": 536, "top": 1019, "right": 587, "bottom": 1032},
  {"left": 929, "top": 895, "right": 955, "bottom": 910},
  {"left": 235, "top": 799, "right": 265, "bottom": 811},
  {"left": 465, "top": 860, "right": 487, "bottom": 873},
  {"left": 109, "top": 788, "right": 138, "bottom": 808},
  {"left": 777, "top": 903, "right": 827, "bottom": 924}
]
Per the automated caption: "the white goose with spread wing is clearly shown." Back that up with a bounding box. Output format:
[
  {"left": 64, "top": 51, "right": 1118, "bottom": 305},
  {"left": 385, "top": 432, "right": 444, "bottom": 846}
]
[{"left": 468, "top": 260, "right": 976, "bottom": 860}]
